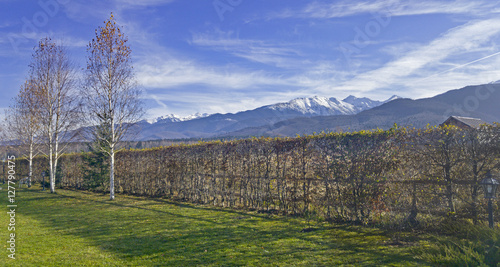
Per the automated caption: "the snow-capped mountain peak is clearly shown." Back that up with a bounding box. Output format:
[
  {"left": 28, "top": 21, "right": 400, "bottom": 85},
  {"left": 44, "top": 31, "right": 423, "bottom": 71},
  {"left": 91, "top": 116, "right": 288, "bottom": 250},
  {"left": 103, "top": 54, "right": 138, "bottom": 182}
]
[
  {"left": 147, "top": 112, "right": 210, "bottom": 124},
  {"left": 268, "top": 96, "right": 356, "bottom": 116},
  {"left": 342, "top": 95, "right": 402, "bottom": 111},
  {"left": 182, "top": 112, "right": 210, "bottom": 121},
  {"left": 342, "top": 95, "right": 382, "bottom": 111},
  {"left": 145, "top": 95, "right": 401, "bottom": 125},
  {"left": 384, "top": 95, "right": 401, "bottom": 102},
  {"left": 157, "top": 114, "right": 183, "bottom": 123}
]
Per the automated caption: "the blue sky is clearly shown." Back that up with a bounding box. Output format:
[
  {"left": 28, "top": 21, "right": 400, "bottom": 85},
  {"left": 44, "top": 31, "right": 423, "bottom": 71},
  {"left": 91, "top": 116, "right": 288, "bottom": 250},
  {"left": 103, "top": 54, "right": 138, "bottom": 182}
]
[{"left": 2, "top": 0, "right": 500, "bottom": 119}]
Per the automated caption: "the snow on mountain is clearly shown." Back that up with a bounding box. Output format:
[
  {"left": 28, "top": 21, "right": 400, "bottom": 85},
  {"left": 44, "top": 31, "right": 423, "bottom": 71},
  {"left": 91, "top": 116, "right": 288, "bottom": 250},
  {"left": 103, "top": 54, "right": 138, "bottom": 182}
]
[
  {"left": 267, "top": 95, "right": 397, "bottom": 116},
  {"left": 155, "top": 114, "right": 183, "bottom": 123},
  {"left": 145, "top": 95, "right": 401, "bottom": 125},
  {"left": 342, "top": 95, "right": 401, "bottom": 111},
  {"left": 342, "top": 95, "right": 383, "bottom": 112},
  {"left": 181, "top": 112, "right": 210, "bottom": 121},
  {"left": 147, "top": 112, "right": 210, "bottom": 124},
  {"left": 268, "top": 96, "right": 357, "bottom": 116},
  {"left": 384, "top": 95, "right": 402, "bottom": 102}
]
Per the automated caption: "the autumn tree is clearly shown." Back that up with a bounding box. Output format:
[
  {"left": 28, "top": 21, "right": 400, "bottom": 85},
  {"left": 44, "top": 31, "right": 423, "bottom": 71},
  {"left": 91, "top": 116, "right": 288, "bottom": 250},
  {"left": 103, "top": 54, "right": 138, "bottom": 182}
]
[
  {"left": 83, "top": 13, "right": 143, "bottom": 200},
  {"left": 4, "top": 80, "right": 42, "bottom": 187},
  {"left": 29, "top": 37, "right": 80, "bottom": 193}
]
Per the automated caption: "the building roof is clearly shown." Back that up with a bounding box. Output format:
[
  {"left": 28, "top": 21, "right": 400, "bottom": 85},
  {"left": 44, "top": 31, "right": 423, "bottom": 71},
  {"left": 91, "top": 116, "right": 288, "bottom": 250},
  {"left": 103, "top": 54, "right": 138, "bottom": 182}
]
[{"left": 441, "top": 116, "right": 488, "bottom": 129}]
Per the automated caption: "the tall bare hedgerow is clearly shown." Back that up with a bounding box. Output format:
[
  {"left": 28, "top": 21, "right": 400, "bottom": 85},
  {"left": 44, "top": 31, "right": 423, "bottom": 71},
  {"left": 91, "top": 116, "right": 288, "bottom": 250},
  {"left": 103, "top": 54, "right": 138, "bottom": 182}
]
[{"left": 12, "top": 125, "right": 500, "bottom": 226}]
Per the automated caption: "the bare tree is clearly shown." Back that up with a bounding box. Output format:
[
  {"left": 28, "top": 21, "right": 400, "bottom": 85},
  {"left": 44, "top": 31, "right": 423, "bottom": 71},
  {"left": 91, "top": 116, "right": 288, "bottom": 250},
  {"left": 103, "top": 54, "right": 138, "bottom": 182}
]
[
  {"left": 29, "top": 37, "right": 80, "bottom": 193},
  {"left": 415, "top": 125, "right": 464, "bottom": 214},
  {"left": 462, "top": 125, "right": 500, "bottom": 224},
  {"left": 83, "top": 14, "right": 143, "bottom": 200},
  {"left": 5, "top": 80, "right": 42, "bottom": 187}
]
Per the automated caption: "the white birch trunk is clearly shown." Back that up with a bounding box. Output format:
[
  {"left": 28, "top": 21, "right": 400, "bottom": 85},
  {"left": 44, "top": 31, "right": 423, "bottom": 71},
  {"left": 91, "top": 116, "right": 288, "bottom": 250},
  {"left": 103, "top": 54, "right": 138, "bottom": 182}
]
[
  {"left": 110, "top": 146, "right": 115, "bottom": 200},
  {"left": 29, "top": 142, "right": 33, "bottom": 188},
  {"left": 53, "top": 155, "right": 59, "bottom": 191},
  {"left": 49, "top": 139, "right": 55, "bottom": 193}
]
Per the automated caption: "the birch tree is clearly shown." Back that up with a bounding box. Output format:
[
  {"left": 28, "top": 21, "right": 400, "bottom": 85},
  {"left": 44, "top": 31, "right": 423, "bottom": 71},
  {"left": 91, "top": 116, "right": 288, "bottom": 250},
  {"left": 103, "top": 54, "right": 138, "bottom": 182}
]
[
  {"left": 5, "top": 80, "right": 42, "bottom": 187},
  {"left": 83, "top": 14, "right": 143, "bottom": 200},
  {"left": 30, "top": 37, "right": 80, "bottom": 193}
]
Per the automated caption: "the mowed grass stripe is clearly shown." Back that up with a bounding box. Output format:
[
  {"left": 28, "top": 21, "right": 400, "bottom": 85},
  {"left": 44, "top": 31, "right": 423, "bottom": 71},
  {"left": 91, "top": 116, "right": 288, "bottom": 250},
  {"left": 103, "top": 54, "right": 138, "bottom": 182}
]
[
  {"left": 1, "top": 187, "right": 125, "bottom": 266},
  {"left": 1, "top": 186, "right": 427, "bottom": 266}
]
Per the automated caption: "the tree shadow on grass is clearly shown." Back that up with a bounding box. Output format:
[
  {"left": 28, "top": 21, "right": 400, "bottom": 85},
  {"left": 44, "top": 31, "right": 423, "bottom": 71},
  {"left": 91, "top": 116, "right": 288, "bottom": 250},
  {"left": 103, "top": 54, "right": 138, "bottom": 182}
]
[
  {"left": 66, "top": 188, "right": 283, "bottom": 221},
  {"left": 21, "top": 189, "right": 428, "bottom": 266}
]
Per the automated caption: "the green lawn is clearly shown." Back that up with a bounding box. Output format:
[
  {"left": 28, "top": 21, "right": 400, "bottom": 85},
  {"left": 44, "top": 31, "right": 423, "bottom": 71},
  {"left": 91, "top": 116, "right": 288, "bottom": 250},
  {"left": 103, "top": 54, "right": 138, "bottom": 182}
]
[{"left": 0, "top": 185, "right": 449, "bottom": 266}]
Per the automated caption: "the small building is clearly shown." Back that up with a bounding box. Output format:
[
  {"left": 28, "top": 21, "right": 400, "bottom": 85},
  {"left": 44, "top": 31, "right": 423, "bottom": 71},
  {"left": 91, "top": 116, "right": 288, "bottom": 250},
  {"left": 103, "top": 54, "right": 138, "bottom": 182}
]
[{"left": 440, "top": 116, "right": 488, "bottom": 129}]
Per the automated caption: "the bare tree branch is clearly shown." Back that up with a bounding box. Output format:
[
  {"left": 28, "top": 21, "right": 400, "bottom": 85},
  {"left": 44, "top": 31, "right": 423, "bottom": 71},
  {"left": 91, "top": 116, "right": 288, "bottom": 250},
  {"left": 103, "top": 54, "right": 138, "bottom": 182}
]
[{"left": 28, "top": 37, "right": 80, "bottom": 193}]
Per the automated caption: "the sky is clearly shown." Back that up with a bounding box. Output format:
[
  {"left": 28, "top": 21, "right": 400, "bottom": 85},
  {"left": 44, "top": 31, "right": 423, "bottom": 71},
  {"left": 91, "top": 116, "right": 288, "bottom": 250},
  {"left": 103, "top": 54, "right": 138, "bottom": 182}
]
[{"left": 2, "top": 0, "right": 500, "bottom": 119}]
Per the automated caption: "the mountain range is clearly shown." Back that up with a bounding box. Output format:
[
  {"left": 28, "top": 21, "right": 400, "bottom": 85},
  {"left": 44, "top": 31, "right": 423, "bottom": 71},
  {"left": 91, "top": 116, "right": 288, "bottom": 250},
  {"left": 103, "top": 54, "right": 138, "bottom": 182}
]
[
  {"left": 135, "top": 83, "right": 500, "bottom": 141},
  {"left": 147, "top": 113, "right": 210, "bottom": 124},
  {"left": 136, "top": 95, "right": 399, "bottom": 140}
]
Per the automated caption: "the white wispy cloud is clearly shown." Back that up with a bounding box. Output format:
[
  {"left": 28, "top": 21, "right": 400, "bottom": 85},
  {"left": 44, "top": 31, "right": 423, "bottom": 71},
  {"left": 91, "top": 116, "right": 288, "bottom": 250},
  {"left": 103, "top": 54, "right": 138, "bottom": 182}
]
[
  {"left": 139, "top": 29, "right": 317, "bottom": 92},
  {"left": 334, "top": 18, "right": 500, "bottom": 98},
  {"left": 134, "top": 47, "right": 345, "bottom": 117},
  {"left": 62, "top": 0, "right": 176, "bottom": 24},
  {"left": 190, "top": 30, "right": 302, "bottom": 68},
  {"left": 417, "top": 51, "right": 500, "bottom": 82},
  {"left": 62, "top": 1, "right": 112, "bottom": 22},
  {"left": 136, "top": 58, "right": 293, "bottom": 89},
  {"left": 276, "top": 0, "right": 494, "bottom": 19}
]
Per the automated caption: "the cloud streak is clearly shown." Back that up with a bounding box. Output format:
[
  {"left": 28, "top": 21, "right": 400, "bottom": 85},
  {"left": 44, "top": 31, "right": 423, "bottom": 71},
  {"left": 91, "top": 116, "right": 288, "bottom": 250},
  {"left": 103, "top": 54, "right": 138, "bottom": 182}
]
[
  {"left": 334, "top": 18, "right": 500, "bottom": 96},
  {"left": 418, "top": 51, "right": 500, "bottom": 83},
  {"left": 136, "top": 58, "right": 294, "bottom": 90},
  {"left": 275, "top": 0, "right": 494, "bottom": 19},
  {"left": 190, "top": 30, "right": 303, "bottom": 69}
]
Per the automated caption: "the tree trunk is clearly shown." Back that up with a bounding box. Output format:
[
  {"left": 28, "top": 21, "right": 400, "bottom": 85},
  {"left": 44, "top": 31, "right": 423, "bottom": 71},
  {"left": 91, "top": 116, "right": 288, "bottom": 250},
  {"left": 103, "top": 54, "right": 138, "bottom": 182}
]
[
  {"left": 28, "top": 142, "right": 33, "bottom": 188},
  {"left": 407, "top": 180, "right": 419, "bottom": 227},
  {"left": 445, "top": 167, "right": 455, "bottom": 213},
  {"left": 471, "top": 161, "right": 479, "bottom": 225},
  {"left": 49, "top": 141, "right": 55, "bottom": 193},
  {"left": 110, "top": 147, "right": 115, "bottom": 200},
  {"left": 54, "top": 156, "right": 59, "bottom": 190},
  {"left": 51, "top": 137, "right": 60, "bottom": 193}
]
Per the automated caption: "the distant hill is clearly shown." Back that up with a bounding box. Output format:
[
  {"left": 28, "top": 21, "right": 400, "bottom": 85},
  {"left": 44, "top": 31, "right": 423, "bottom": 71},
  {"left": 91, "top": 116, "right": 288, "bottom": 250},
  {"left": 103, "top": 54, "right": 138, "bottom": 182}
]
[
  {"left": 222, "top": 83, "right": 500, "bottom": 137},
  {"left": 135, "top": 95, "right": 398, "bottom": 140},
  {"left": 134, "top": 83, "right": 500, "bottom": 140}
]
